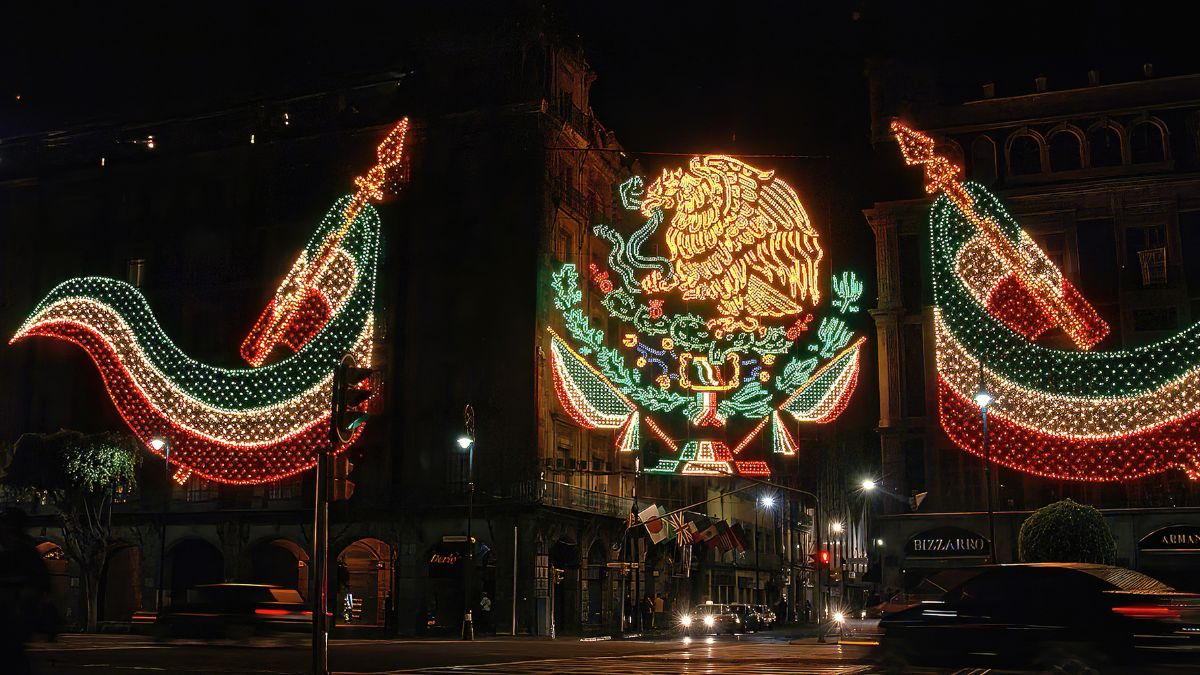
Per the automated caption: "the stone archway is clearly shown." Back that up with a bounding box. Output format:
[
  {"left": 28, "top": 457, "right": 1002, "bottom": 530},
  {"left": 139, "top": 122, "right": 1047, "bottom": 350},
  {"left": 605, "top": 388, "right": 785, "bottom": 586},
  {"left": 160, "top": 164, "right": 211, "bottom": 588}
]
[
  {"left": 36, "top": 541, "right": 72, "bottom": 625},
  {"left": 250, "top": 539, "right": 309, "bottom": 599},
  {"left": 336, "top": 538, "right": 393, "bottom": 626},
  {"left": 99, "top": 543, "right": 142, "bottom": 622},
  {"left": 166, "top": 538, "right": 223, "bottom": 607}
]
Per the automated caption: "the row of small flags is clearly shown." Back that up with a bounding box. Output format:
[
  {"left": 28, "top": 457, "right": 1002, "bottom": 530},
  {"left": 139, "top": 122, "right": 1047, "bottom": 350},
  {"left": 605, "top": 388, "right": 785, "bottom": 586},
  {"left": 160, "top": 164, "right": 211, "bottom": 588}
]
[{"left": 635, "top": 504, "right": 749, "bottom": 553}]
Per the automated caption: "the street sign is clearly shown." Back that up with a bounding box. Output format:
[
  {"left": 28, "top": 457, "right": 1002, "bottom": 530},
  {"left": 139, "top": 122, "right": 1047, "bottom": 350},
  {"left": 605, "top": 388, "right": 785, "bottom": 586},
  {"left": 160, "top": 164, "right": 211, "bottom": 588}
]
[{"left": 443, "top": 535, "right": 471, "bottom": 543}]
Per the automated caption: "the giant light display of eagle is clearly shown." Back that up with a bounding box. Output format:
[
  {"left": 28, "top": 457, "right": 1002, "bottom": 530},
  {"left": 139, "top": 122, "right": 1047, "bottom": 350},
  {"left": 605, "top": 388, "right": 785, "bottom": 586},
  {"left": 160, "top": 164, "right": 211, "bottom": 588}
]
[
  {"left": 550, "top": 155, "right": 865, "bottom": 477},
  {"left": 11, "top": 120, "right": 411, "bottom": 484}
]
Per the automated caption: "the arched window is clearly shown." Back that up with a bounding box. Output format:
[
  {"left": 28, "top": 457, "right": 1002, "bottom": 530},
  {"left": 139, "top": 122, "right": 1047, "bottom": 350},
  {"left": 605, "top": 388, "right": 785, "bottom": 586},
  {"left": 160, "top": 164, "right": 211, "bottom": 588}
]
[
  {"left": 1007, "top": 133, "right": 1043, "bottom": 176},
  {"left": 1048, "top": 130, "right": 1083, "bottom": 171},
  {"left": 1088, "top": 123, "right": 1124, "bottom": 167},
  {"left": 970, "top": 135, "right": 997, "bottom": 183},
  {"left": 1130, "top": 120, "right": 1166, "bottom": 163}
]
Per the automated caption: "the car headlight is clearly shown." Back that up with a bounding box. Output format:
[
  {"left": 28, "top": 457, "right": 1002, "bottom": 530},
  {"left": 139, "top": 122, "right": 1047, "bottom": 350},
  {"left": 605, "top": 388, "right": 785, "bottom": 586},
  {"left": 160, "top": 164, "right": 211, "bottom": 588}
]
[
  {"left": 704, "top": 615, "right": 715, "bottom": 627},
  {"left": 681, "top": 616, "right": 692, "bottom": 627}
]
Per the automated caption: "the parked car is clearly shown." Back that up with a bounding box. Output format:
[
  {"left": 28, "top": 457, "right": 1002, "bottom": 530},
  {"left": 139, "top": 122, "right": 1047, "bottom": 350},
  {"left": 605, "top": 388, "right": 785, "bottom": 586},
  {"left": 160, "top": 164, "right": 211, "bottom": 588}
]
[
  {"left": 679, "top": 602, "right": 742, "bottom": 635},
  {"left": 156, "top": 583, "right": 311, "bottom": 639},
  {"left": 752, "top": 604, "right": 776, "bottom": 630},
  {"left": 875, "top": 563, "right": 1200, "bottom": 671},
  {"left": 729, "top": 603, "right": 762, "bottom": 631}
]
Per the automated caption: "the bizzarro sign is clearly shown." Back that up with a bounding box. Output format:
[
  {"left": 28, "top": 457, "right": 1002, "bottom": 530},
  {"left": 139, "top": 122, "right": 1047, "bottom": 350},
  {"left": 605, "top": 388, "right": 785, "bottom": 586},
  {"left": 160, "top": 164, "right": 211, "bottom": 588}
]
[
  {"left": 906, "top": 527, "right": 989, "bottom": 558},
  {"left": 1139, "top": 525, "right": 1200, "bottom": 553}
]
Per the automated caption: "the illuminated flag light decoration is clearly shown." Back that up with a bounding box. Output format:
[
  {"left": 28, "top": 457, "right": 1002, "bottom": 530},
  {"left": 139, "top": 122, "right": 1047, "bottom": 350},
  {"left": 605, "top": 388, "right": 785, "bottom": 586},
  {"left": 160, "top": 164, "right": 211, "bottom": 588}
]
[
  {"left": 549, "top": 156, "right": 866, "bottom": 477},
  {"left": 11, "top": 119, "right": 412, "bottom": 484},
  {"left": 893, "top": 121, "right": 1200, "bottom": 481}
]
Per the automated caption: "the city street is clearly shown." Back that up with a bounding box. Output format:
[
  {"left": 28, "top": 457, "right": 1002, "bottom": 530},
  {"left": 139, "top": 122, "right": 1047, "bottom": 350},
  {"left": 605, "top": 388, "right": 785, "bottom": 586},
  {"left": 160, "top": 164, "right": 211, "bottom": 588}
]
[{"left": 25, "top": 631, "right": 1199, "bottom": 675}]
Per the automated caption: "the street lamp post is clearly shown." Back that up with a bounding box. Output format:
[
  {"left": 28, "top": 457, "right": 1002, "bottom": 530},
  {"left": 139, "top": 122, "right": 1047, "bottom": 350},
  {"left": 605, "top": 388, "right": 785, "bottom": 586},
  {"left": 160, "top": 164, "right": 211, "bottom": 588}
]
[
  {"left": 458, "top": 405, "right": 476, "bottom": 641},
  {"left": 756, "top": 494, "right": 774, "bottom": 606},
  {"left": 975, "top": 366, "right": 998, "bottom": 564},
  {"left": 149, "top": 437, "right": 170, "bottom": 616}
]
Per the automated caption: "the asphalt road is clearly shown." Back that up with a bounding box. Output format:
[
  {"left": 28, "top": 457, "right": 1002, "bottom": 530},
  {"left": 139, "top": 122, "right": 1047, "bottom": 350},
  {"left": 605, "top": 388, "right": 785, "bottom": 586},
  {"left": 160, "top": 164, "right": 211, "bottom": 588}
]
[
  {"left": 23, "top": 630, "right": 1200, "bottom": 674},
  {"left": 27, "top": 632, "right": 871, "bottom": 675}
]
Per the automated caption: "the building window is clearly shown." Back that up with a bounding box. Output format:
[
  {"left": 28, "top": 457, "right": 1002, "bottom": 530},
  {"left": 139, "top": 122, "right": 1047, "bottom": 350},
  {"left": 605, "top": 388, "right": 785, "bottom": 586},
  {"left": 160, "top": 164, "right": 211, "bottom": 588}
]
[
  {"left": 127, "top": 258, "right": 145, "bottom": 288},
  {"left": 1007, "top": 133, "right": 1043, "bottom": 176},
  {"left": 970, "top": 136, "right": 997, "bottom": 183},
  {"left": 1125, "top": 225, "right": 1167, "bottom": 287},
  {"left": 554, "top": 224, "right": 574, "bottom": 262},
  {"left": 1132, "top": 307, "right": 1177, "bottom": 332},
  {"left": 1048, "top": 130, "right": 1083, "bottom": 171},
  {"left": 1034, "top": 232, "right": 1067, "bottom": 272},
  {"left": 1088, "top": 123, "right": 1123, "bottom": 167},
  {"left": 185, "top": 476, "right": 217, "bottom": 503},
  {"left": 1130, "top": 121, "right": 1167, "bottom": 164}
]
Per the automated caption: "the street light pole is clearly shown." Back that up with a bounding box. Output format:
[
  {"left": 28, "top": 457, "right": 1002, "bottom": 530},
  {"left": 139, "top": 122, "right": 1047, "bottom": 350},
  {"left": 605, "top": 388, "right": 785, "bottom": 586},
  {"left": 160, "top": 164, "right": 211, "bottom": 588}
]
[
  {"left": 755, "top": 500, "right": 760, "bottom": 606},
  {"left": 150, "top": 437, "right": 170, "bottom": 616},
  {"left": 460, "top": 405, "right": 476, "bottom": 641},
  {"left": 975, "top": 364, "right": 998, "bottom": 564}
]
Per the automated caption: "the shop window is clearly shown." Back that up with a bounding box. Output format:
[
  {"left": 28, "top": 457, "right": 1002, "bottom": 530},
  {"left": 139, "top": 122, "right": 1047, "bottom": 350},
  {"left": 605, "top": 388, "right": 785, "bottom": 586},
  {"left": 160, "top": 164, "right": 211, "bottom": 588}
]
[
  {"left": 1088, "top": 125, "right": 1123, "bottom": 167},
  {"left": 1007, "top": 134, "right": 1043, "bottom": 176},
  {"left": 1130, "top": 121, "right": 1166, "bottom": 164},
  {"left": 1048, "top": 131, "right": 1083, "bottom": 171}
]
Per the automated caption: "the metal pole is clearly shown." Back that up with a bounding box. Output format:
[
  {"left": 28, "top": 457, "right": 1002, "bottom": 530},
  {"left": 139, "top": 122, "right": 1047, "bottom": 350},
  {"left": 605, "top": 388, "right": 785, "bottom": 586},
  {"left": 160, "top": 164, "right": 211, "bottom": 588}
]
[
  {"left": 463, "top": 440, "right": 475, "bottom": 640},
  {"left": 815, "top": 495, "right": 825, "bottom": 642},
  {"left": 983, "top": 407, "right": 997, "bottom": 564},
  {"left": 313, "top": 363, "right": 339, "bottom": 675},
  {"left": 156, "top": 441, "right": 170, "bottom": 615},
  {"left": 755, "top": 503, "right": 760, "bottom": 606},
  {"left": 511, "top": 525, "right": 518, "bottom": 636}
]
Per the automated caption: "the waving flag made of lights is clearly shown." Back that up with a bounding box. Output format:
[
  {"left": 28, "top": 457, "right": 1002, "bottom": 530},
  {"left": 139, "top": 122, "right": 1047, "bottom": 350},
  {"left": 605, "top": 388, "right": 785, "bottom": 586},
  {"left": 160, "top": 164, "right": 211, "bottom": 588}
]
[
  {"left": 548, "top": 155, "right": 865, "bottom": 478},
  {"left": 893, "top": 121, "right": 1200, "bottom": 481},
  {"left": 11, "top": 119, "right": 412, "bottom": 484}
]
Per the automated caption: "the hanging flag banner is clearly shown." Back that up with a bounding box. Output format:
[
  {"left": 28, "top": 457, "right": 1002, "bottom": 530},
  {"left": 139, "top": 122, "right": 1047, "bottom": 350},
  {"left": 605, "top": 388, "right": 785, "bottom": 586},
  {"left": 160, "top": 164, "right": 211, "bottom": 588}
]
[{"left": 640, "top": 504, "right": 671, "bottom": 544}]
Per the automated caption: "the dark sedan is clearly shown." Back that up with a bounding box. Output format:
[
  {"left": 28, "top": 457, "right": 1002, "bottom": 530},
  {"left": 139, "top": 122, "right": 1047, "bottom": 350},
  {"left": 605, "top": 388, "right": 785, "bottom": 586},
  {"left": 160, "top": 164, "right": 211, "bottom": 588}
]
[
  {"left": 156, "top": 583, "right": 311, "bottom": 639},
  {"left": 875, "top": 563, "right": 1200, "bottom": 671}
]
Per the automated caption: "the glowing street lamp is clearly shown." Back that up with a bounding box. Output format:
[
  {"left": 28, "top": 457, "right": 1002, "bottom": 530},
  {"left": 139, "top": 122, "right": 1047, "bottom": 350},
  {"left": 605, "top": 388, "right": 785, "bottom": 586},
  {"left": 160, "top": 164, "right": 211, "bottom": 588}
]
[
  {"left": 830, "top": 521, "right": 843, "bottom": 534},
  {"left": 149, "top": 436, "right": 171, "bottom": 617},
  {"left": 861, "top": 478, "right": 876, "bottom": 492},
  {"left": 755, "top": 493, "right": 776, "bottom": 605},
  {"left": 976, "top": 364, "right": 998, "bottom": 564}
]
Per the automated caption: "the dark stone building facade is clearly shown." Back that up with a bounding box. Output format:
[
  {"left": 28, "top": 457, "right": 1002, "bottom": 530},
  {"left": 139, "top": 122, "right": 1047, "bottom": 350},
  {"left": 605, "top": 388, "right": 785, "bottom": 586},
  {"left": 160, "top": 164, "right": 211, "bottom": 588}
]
[
  {"left": 864, "top": 68, "right": 1200, "bottom": 591},
  {"left": 1, "top": 9, "right": 825, "bottom": 635}
]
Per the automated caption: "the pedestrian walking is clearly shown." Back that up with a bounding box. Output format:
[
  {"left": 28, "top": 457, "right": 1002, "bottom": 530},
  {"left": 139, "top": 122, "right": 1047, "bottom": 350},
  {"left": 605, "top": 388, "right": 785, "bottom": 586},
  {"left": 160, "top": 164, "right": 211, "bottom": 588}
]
[
  {"left": 641, "top": 595, "right": 654, "bottom": 631},
  {"left": 653, "top": 593, "right": 664, "bottom": 628},
  {"left": 478, "top": 592, "right": 493, "bottom": 634}
]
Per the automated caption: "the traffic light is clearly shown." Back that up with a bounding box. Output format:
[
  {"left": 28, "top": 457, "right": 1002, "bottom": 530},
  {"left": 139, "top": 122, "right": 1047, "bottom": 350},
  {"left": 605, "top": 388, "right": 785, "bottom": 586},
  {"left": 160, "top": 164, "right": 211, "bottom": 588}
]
[
  {"left": 331, "top": 452, "right": 355, "bottom": 502},
  {"left": 809, "top": 550, "right": 831, "bottom": 569},
  {"left": 333, "top": 354, "right": 374, "bottom": 444}
]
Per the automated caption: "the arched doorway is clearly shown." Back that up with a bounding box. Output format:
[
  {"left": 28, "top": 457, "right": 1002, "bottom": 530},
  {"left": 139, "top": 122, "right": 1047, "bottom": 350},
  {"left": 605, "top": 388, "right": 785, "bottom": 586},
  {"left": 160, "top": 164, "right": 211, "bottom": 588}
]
[
  {"left": 549, "top": 537, "right": 580, "bottom": 633},
  {"left": 99, "top": 544, "right": 142, "bottom": 622},
  {"left": 583, "top": 540, "right": 607, "bottom": 629},
  {"left": 167, "top": 539, "right": 222, "bottom": 607},
  {"left": 37, "top": 541, "right": 72, "bottom": 625},
  {"left": 250, "top": 539, "right": 309, "bottom": 598},
  {"left": 336, "top": 538, "right": 393, "bottom": 626}
]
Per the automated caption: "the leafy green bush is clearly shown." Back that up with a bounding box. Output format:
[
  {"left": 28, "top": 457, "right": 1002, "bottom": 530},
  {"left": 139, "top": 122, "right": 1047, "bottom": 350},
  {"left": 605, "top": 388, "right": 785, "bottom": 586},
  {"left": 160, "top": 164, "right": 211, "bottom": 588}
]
[{"left": 1018, "top": 498, "right": 1116, "bottom": 564}]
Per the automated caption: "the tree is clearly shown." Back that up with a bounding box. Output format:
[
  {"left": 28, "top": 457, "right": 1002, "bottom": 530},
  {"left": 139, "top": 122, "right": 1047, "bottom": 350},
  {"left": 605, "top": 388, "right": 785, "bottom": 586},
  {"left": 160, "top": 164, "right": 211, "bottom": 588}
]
[
  {"left": 1018, "top": 498, "right": 1116, "bottom": 565},
  {"left": 3, "top": 430, "right": 141, "bottom": 631}
]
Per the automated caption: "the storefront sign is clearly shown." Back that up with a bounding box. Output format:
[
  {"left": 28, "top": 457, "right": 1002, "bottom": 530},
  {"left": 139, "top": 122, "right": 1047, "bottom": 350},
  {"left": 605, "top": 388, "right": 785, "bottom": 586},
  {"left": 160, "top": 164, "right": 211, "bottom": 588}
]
[
  {"left": 1139, "top": 525, "right": 1200, "bottom": 553},
  {"left": 905, "top": 526, "right": 988, "bottom": 559}
]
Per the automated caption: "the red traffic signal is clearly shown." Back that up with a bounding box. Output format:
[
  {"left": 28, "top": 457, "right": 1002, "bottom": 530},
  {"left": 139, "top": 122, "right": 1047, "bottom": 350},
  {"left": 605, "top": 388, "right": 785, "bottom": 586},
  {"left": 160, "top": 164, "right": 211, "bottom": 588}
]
[
  {"left": 819, "top": 550, "right": 831, "bottom": 566},
  {"left": 809, "top": 550, "right": 831, "bottom": 569}
]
